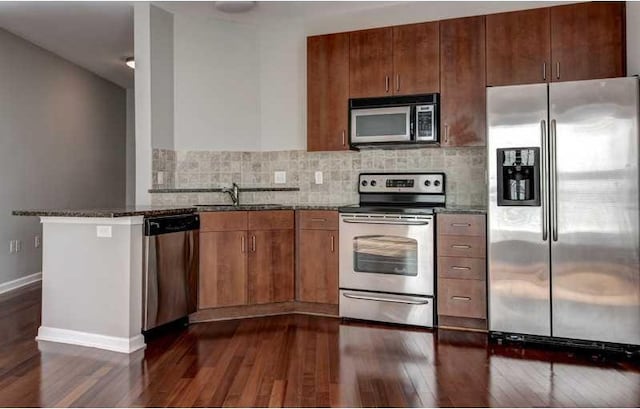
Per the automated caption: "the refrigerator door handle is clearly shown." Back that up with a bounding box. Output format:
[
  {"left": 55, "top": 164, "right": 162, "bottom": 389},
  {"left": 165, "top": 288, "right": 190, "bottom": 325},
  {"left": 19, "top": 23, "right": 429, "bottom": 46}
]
[
  {"left": 541, "top": 119, "right": 548, "bottom": 241},
  {"left": 550, "top": 119, "right": 559, "bottom": 242}
]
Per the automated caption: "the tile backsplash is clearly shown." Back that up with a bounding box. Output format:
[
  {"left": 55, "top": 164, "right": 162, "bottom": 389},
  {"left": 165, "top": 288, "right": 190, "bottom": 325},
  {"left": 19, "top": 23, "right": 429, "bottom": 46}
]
[{"left": 151, "top": 147, "right": 487, "bottom": 207}]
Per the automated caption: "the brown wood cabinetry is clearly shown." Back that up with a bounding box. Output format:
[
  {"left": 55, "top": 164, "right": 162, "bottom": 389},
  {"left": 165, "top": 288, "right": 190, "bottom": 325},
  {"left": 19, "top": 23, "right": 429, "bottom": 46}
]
[
  {"left": 349, "top": 23, "right": 439, "bottom": 98},
  {"left": 307, "top": 33, "right": 350, "bottom": 151},
  {"left": 440, "top": 16, "right": 486, "bottom": 147},
  {"left": 486, "top": 8, "right": 551, "bottom": 86},
  {"left": 437, "top": 213, "right": 487, "bottom": 331},
  {"left": 487, "top": 2, "right": 625, "bottom": 86},
  {"left": 550, "top": 2, "right": 625, "bottom": 82},
  {"left": 392, "top": 22, "right": 440, "bottom": 95},
  {"left": 199, "top": 231, "right": 247, "bottom": 308},
  {"left": 349, "top": 28, "right": 393, "bottom": 98},
  {"left": 248, "top": 229, "right": 295, "bottom": 304},
  {"left": 297, "top": 211, "right": 339, "bottom": 304},
  {"left": 199, "top": 211, "right": 294, "bottom": 309}
]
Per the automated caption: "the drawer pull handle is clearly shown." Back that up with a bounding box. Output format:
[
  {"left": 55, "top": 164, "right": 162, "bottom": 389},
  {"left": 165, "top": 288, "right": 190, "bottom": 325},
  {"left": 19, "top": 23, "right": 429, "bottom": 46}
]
[
  {"left": 311, "top": 218, "right": 327, "bottom": 222},
  {"left": 451, "top": 245, "right": 471, "bottom": 249},
  {"left": 451, "top": 266, "right": 471, "bottom": 271},
  {"left": 451, "top": 296, "right": 471, "bottom": 301},
  {"left": 451, "top": 223, "right": 471, "bottom": 227}
]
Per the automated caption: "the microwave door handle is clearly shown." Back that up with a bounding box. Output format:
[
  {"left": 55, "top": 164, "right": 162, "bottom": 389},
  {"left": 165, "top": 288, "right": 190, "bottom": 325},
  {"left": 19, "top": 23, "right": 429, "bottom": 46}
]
[{"left": 410, "top": 106, "right": 416, "bottom": 139}]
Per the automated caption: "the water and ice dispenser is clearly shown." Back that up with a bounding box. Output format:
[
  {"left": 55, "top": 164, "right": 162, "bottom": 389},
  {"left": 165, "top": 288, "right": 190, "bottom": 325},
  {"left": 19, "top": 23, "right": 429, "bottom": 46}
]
[{"left": 496, "top": 147, "right": 540, "bottom": 206}]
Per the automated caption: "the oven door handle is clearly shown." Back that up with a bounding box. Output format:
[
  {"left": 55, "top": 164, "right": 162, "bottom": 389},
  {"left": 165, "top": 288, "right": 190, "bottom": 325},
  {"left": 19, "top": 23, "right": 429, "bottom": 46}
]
[
  {"left": 342, "top": 219, "right": 430, "bottom": 226},
  {"left": 342, "top": 292, "right": 430, "bottom": 305}
]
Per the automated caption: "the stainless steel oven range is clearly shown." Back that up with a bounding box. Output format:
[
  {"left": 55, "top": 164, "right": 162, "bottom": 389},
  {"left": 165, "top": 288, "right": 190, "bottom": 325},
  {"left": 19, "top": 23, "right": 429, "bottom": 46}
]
[{"left": 338, "top": 172, "right": 445, "bottom": 327}]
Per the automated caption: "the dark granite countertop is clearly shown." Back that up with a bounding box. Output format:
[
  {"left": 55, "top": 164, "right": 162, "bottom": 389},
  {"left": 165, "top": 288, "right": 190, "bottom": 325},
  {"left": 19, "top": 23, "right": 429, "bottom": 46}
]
[
  {"left": 195, "top": 203, "right": 351, "bottom": 212},
  {"left": 12, "top": 206, "right": 198, "bottom": 218},
  {"left": 149, "top": 187, "right": 300, "bottom": 193}
]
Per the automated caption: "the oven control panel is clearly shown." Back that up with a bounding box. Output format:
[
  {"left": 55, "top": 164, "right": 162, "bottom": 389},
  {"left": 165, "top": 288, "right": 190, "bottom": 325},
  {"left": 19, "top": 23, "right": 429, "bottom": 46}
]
[{"left": 359, "top": 173, "right": 445, "bottom": 194}]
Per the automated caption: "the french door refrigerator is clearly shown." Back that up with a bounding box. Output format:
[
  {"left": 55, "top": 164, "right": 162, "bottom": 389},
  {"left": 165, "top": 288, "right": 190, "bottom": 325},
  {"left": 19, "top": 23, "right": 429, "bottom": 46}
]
[{"left": 487, "top": 76, "right": 640, "bottom": 350}]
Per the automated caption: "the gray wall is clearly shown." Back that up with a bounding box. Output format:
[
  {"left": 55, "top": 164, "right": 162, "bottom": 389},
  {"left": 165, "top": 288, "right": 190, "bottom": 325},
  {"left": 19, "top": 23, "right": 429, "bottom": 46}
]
[{"left": 0, "top": 27, "right": 126, "bottom": 285}]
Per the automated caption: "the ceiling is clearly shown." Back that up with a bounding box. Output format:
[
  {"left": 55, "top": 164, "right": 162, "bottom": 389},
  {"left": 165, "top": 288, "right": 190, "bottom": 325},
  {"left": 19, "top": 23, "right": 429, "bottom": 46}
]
[{"left": 0, "top": 1, "right": 134, "bottom": 88}]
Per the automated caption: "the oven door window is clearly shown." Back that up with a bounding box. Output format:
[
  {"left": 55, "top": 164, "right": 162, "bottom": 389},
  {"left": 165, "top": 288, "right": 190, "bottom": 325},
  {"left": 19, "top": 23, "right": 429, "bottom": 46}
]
[{"left": 353, "top": 235, "right": 418, "bottom": 276}]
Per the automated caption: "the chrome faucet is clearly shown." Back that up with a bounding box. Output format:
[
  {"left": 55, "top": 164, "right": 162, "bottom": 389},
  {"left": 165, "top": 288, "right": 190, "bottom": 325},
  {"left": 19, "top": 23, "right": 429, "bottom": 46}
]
[{"left": 222, "top": 182, "right": 240, "bottom": 206}]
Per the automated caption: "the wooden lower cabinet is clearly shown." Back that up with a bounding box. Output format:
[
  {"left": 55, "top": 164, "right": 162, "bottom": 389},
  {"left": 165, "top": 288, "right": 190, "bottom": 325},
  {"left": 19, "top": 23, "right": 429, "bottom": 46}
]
[
  {"left": 298, "top": 229, "right": 338, "bottom": 304},
  {"left": 199, "top": 231, "right": 247, "bottom": 308},
  {"left": 198, "top": 211, "right": 294, "bottom": 310},
  {"left": 248, "top": 229, "right": 295, "bottom": 304},
  {"left": 436, "top": 213, "right": 487, "bottom": 331}
]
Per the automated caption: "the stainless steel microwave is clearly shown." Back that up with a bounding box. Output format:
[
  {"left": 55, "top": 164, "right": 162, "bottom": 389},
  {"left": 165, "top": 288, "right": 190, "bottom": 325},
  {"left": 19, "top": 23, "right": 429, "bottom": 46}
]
[{"left": 349, "top": 94, "right": 439, "bottom": 149}]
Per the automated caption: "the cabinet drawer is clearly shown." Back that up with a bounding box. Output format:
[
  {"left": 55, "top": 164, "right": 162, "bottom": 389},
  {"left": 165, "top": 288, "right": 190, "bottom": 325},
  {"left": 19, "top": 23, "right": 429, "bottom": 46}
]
[
  {"left": 438, "top": 278, "right": 486, "bottom": 319},
  {"left": 437, "top": 214, "right": 486, "bottom": 236},
  {"left": 438, "top": 235, "right": 486, "bottom": 258},
  {"left": 438, "top": 257, "right": 486, "bottom": 280},
  {"left": 298, "top": 210, "right": 338, "bottom": 230},
  {"left": 248, "top": 210, "right": 294, "bottom": 230},
  {"left": 200, "top": 211, "right": 247, "bottom": 232}
]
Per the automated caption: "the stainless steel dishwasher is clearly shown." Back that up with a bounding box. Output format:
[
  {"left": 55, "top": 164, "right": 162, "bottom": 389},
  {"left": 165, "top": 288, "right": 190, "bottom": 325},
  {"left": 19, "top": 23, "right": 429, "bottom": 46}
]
[{"left": 143, "top": 214, "right": 199, "bottom": 331}]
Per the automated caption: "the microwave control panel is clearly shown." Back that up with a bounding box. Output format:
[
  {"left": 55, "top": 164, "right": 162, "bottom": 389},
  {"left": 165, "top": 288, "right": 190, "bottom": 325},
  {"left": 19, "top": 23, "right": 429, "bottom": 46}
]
[{"left": 415, "top": 105, "right": 435, "bottom": 141}]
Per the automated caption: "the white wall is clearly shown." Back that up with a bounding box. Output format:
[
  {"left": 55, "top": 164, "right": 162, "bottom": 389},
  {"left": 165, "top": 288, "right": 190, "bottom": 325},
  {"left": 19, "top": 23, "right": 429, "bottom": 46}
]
[
  {"left": 135, "top": 3, "right": 174, "bottom": 204},
  {"left": 627, "top": 1, "right": 640, "bottom": 76},
  {"left": 126, "top": 88, "right": 136, "bottom": 206},
  {"left": 150, "top": 4, "right": 174, "bottom": 150},
  {"left": 0, "top": 27, "right": 126, "bottom": 286},
  {"left": 173, "top": 14, "right": 260, "bottom": 151}
]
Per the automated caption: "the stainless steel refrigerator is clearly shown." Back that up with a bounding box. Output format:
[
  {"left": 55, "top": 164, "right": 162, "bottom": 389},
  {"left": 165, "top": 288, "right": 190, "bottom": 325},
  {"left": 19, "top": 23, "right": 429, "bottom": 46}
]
[{"left": 487, "top": 77, "right": 640, "bottom": 348}]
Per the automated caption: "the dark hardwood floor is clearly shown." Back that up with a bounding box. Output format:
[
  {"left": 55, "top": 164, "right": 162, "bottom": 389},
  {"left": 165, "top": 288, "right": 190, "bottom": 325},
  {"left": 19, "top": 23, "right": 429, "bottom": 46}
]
[{"left": 1, "top": 284, "right": 639, "bottom": 407}]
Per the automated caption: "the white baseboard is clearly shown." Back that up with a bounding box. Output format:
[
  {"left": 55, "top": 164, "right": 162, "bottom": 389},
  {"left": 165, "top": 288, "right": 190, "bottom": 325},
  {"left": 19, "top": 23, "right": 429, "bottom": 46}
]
[
  {"left": 0, "top": 272, "right": 42, "bottom": 295},
  {"left": 36, "top": 326, "right": 146, "bottom": 354}
]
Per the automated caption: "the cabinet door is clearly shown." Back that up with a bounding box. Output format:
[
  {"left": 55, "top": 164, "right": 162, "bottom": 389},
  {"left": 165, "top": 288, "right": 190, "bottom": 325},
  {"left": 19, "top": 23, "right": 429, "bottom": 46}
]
[
  {"left": 349, "top": 27, "right": 393, "bottom": 98},
  {"left": 486, "top": 8, "right": 551, "bottom": 86},
  {"left": 307, "top": 33, "right": 350, "bottom": 152},
  {"left": 248, "top": 230, "right": 294, "bottom": 304},
  {"left": 392, "top": 22, "right": 440, "bottom": 95},
  {"left": 199, "top": 231, "right": 247, "bottom": 308},
  {"left": 298, "top": 230, "right": 338, "bottom": 304},
  {"left": 440, "top": 16, "right": 486, "bottom": 147},
  {"left": 550, "top": 2, "right": 625, "bottom": 82}
]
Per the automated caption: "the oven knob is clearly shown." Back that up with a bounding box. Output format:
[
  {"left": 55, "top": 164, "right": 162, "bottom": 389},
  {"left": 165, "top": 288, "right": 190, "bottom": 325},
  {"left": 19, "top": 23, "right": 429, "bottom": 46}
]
[
  {"left": 424, "top": 180, "right": 431, "bottom": 187},
  {"left": 370, "top": 180, "right": 377, "bottom": 187},
  {"left": 434, "top": 180, "right": 441, "bottom": 187},
  {"left": 361, "top": 180, "right": 368, "bottom": 187}
]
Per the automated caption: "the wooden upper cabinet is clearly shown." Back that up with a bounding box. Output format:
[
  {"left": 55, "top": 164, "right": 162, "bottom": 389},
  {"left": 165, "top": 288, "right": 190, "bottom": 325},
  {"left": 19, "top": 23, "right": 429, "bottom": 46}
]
[
  {"left": 440, "top": 16, "right": 486, "bottom": 147},
  {"left": 486, "top": 8, "right": 551, "bottom": 86},
  {"left": 550, "top": 2, "right": 625, "bottom": 82},
  {"left": 392, "top": 22, "right": 440, "bottom": 95},
  {"left": 349, "top": 27, "right": 393, "bottom": 98},
  {"left": 307, "top": 33, "right": 350, "bottom": 151}
]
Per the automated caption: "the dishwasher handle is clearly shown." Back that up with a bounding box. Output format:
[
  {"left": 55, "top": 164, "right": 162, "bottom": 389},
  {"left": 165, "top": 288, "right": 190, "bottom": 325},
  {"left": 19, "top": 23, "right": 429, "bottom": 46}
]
[{"left": 145, "top": 214, "right": 200, "bottom": 236}]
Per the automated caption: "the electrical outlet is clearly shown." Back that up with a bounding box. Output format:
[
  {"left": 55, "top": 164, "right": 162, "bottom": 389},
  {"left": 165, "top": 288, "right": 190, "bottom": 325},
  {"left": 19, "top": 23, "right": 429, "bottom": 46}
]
[
  {"left": 274, "top": 171, "right": 286, "bottom": 184},
  {"left": 315, "top": 171, "right": 323, "bottom": 184},
  {"left": 35, "top": 235, "right": 41, "bottom": 249},
  {"left": 157, "top": 171, "right": 164, "bottom": 185},
  {"left": 9, "top": 240, "right": 14, "bottom": 254},
  {"left": 96, "top": 225, "right": 112, "bottom": 238},
  {"left": 15, "top": 240, "right": 22, "bottom": 253}
]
